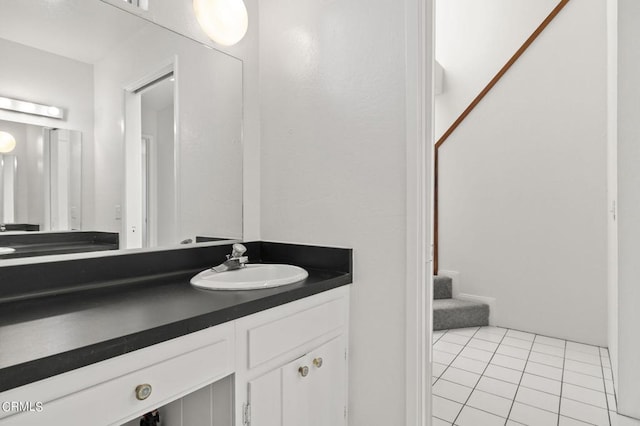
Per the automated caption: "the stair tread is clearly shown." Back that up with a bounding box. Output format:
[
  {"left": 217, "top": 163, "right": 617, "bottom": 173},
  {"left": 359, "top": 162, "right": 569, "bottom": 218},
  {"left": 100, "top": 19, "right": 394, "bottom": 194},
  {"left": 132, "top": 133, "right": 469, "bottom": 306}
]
[{"left": 433, "top": 298, "right": 488, "bottom": 309}]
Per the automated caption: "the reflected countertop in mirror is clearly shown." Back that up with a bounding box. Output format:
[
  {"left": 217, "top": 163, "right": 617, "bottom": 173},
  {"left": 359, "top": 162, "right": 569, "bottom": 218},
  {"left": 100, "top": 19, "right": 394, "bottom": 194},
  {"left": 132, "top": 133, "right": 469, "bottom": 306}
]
[{"left": 0, "top": 0, "right": 243, "bottom": 262}]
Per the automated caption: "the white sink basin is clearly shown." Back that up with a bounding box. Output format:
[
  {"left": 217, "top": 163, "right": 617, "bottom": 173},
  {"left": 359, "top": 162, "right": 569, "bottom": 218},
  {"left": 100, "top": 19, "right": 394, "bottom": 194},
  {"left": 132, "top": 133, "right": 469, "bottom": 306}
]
[
  {"left": 0, "top": 247, "right": 15, "bottom": 255},
  {"left": 191, "top": 263, "right": 309, "bottom": 290}
]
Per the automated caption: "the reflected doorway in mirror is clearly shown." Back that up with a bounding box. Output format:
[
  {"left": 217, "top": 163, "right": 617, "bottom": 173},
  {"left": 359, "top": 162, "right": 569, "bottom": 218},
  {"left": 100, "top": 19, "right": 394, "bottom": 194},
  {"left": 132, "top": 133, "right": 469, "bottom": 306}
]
[{"left": 124, "top": 64, "right": 177, "bottom": 250}]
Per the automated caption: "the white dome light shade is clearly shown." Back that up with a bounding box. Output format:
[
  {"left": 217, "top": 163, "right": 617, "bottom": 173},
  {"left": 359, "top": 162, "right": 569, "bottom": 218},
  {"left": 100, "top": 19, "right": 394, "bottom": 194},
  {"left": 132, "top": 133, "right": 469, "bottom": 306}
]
[
  {"left": 0, "top": 131, "right": 16, "bottom": 153},
  {"left": 193, "top": 0, "right": 248, "bottom": 46}
]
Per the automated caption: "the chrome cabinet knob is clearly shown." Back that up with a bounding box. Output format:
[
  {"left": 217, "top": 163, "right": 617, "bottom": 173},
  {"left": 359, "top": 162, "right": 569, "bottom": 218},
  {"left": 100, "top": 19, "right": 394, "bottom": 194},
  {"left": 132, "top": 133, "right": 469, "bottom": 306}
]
[
  {"left": 298, "top": 366, "right": 309, "bottom": 377},
  {"left": 313, "top": 357, "right": 323, "bottom": 368},
  {"left": 135, "top": 383, "right": 153, "bottom": 400}
]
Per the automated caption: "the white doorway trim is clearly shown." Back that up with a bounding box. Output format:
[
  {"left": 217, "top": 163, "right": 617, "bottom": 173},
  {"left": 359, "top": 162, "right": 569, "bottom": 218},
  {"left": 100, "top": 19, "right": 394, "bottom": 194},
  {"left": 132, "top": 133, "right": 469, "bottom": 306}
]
[
  {"left": 141, "top": 134, "right": 154, "bottom": 248},
  {"left": 122, "top": 56, "right": 180, "bottom": 249},
  {"left": 405, "top": 0, "right": 434, "bottom": 425}
]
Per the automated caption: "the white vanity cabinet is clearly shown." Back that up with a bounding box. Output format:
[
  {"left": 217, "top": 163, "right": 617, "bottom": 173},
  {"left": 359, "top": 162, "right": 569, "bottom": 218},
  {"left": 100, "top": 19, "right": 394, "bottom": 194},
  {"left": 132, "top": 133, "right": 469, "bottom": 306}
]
[
  {"left": 0, "top": 286, "right": 350, "bottom": 426},
  {"left": 235, "top": 286, "right": 350, "bottom": 426}
]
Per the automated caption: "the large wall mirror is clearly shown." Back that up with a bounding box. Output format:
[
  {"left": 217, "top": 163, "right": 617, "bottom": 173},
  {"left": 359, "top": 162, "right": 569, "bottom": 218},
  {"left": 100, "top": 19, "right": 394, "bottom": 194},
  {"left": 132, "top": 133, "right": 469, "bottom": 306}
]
[{"left": 0, "top": 0, "right": 243, "bottom": 259}]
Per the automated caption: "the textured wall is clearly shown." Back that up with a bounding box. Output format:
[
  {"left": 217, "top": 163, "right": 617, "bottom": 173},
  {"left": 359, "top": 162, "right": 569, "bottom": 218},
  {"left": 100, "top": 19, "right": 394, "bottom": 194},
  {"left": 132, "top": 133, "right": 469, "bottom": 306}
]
[
  {"left": 258, "top": 0, "right": 410, "bottom": 423},
  {"left": 435, "top": 0, "right": 557, "bottom": 140}
]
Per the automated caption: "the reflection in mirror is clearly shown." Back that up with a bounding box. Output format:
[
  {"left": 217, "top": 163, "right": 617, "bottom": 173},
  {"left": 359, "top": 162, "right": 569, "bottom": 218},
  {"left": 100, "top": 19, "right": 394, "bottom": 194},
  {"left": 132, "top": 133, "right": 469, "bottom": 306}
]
[
  {"left": 0, "top": 0, "right": 243, "bottom": 259},
  {"left": 139, "top": 75, "right": 175, "bottom": 248},
  {"left": 0, "top": 154, "right": 17, "bottom": 225},
  {"left": 47, "top": 128, "right": 83, "bottom": 231},
  {"left": 0, "top": 121, "right": 82, "bottom": 232}
]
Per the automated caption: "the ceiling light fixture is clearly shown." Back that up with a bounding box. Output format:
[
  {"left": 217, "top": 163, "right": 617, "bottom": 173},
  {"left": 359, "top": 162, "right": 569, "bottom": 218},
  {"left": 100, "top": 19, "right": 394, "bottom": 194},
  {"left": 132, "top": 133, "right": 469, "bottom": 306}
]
[
  {"left": 0, "top": 96, "right": 65, "bottom": 119},
  {"left": 0, "top": 131, "right": 16, "bottom": 154},
  {"left": 193, "top": 0, "right": 248, "bottom": 46}
]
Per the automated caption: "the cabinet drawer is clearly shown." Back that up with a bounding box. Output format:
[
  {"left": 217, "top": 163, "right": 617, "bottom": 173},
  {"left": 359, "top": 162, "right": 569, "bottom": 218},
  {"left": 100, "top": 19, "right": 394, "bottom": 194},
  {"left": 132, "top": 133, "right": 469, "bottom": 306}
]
[
  {"left": 4, "top": 337, "right": 232, "bottom": 426},
  {"left": 247, "top": 297, "right": 346, "bottom": 369}
]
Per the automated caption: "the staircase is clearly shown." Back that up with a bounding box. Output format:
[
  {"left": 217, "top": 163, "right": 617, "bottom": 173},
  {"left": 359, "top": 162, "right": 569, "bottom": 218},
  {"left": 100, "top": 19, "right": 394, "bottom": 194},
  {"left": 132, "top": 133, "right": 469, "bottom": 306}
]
[{"left": 433, "top": 275, "right": 489, "bottom": 330}]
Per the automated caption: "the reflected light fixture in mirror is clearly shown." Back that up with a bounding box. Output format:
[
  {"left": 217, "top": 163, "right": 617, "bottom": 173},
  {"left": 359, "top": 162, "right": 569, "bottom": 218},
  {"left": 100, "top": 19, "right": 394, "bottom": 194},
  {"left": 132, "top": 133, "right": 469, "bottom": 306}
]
[
  {"left": 0, "top": 131, "right": 16, "bottom": 153},
  {"left": 0, "top": 96, "right": 65, "bottom": 119},
  {"left": 193, "top": 0, "right": 248, "bottom": 46}
]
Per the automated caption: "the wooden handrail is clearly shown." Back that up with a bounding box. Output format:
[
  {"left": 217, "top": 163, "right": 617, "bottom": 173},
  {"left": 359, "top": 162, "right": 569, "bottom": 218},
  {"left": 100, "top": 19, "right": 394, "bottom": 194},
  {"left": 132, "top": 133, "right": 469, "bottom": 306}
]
[{"left": 433, "top": 0, "right": 571, "bottom": 274}]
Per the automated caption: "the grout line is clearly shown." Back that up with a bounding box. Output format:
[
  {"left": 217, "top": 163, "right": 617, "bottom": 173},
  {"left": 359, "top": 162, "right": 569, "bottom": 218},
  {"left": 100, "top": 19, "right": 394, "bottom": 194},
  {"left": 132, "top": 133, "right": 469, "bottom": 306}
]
[
  {"left": 505, "top": 333, "right": 536, "bottom": 423},
  {"left": 599, "top": 348, "right": 613, "bottom": 425},
  {"left": 433, "top": 330, "right": 447, "bottom": 344},
  {"left": 602, "top": 348, "right": 618, "bottom": 414},
  {"left": 565, "top": 358, "right": 605, "bottom": 372},
  {"left": 497, "top": 339, "right": 534, "bottom": 351},
  {"left": 434, "top": 386, "right": 607, "bottom": 420},
  {"left": 557, "top": 338, "right": 567, "bottom": 426},
  {"left": 451, "top": 328, "right": 509, "bottom": 425},
  {"left": 432, "top": 414, "right": 452, "bottom": 424},
  {"left": 462, "top": 348, "right": 605, "bottom": 382},
  {"left": 505, "top": 326, "right": 606, "bottom": 351},
  {"left": 506, "top": 377, "right": 607, "bottom": 402},
  {"left": 560, "top": 414, "right": 600, "bottom": 426},
  {"left": 435, "top": 393, "right": 512, "bottom": 423},
  {"left": 556, "top": 395, "right": 608, "bottom": 412}
]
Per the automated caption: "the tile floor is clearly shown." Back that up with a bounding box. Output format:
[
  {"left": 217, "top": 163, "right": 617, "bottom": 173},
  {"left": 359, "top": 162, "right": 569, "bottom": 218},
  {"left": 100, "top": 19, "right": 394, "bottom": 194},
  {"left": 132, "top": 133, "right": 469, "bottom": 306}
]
[{"left": 431, "top": 326, "right": 629, "bottom": 426}]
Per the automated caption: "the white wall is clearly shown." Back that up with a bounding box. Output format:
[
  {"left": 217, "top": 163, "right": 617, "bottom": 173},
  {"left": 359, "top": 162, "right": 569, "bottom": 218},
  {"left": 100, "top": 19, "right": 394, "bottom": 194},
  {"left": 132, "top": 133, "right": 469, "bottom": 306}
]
[
  {"left": 438, "top": 0, "right": 608, "bottom": 345},
  {"left": 0, "top": 38, "right": 95, "bottom": 228},
  {"left": 435, "top": 0, "right": 557, "bottom": 140},
  {"left": 615, "top": 0, "right": 640, "bottom": 418},
  {"left": 258, "top": 0, "right": 410, "bottom": 423}
]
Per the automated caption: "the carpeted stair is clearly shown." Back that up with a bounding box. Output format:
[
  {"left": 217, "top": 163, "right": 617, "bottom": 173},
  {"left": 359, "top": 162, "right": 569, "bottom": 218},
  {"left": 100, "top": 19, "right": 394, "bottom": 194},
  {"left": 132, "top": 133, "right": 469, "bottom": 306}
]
[{"left": 433, "top": 275, "right": 489, "bottom": 330}]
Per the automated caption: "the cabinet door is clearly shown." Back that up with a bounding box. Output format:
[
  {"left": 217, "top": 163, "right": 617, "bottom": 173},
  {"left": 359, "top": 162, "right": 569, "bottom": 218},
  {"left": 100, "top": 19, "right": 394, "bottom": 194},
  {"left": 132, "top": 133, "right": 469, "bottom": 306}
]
[
  {"left": 282, "top": 337, "right": 347, "bottom": 426},
  {"left": 248, "top": 368, "right": 282, "bottom": 426},
  {"left": 306, "top": 336, "right": 347, "bottom": 426}
]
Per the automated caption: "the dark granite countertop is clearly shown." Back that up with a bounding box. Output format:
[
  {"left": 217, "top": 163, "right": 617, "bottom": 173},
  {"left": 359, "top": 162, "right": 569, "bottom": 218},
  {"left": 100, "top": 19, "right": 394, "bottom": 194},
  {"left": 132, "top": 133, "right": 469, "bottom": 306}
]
[{"left": 0, "top": 241, "right": 352, "bottom": 392}]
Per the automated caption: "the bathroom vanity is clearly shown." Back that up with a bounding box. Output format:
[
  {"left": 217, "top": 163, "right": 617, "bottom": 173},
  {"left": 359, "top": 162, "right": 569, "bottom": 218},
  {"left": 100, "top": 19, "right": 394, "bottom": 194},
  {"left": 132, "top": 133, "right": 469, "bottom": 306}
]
[{"left": 0, "top": 241, "right": 352, "bottom": 425}]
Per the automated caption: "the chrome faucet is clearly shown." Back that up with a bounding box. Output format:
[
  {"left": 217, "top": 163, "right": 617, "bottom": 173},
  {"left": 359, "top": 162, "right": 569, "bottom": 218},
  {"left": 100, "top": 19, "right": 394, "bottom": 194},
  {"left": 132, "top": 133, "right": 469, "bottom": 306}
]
[{"left": 212, "top": 243, "right": 248, "bottom": 272}]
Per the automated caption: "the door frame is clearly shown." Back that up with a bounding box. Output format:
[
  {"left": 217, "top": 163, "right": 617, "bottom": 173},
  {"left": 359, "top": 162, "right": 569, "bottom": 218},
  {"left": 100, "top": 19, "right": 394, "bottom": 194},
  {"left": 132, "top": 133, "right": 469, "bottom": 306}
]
[
  {"left": 140, "top": 134, "right": 154, "bottom": 248},
  {"left": 122, "top": 57, "right": 180, "bottom": 249},
  {"left": 404, "top": 0, "right": 434, "bottom": 425}
]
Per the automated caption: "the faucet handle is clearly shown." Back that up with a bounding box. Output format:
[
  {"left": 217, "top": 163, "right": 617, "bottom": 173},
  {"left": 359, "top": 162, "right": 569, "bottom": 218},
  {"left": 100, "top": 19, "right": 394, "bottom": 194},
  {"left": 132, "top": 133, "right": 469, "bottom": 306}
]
[{"left": 231, "top": 243, "right": 247, "bottom": 259}]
